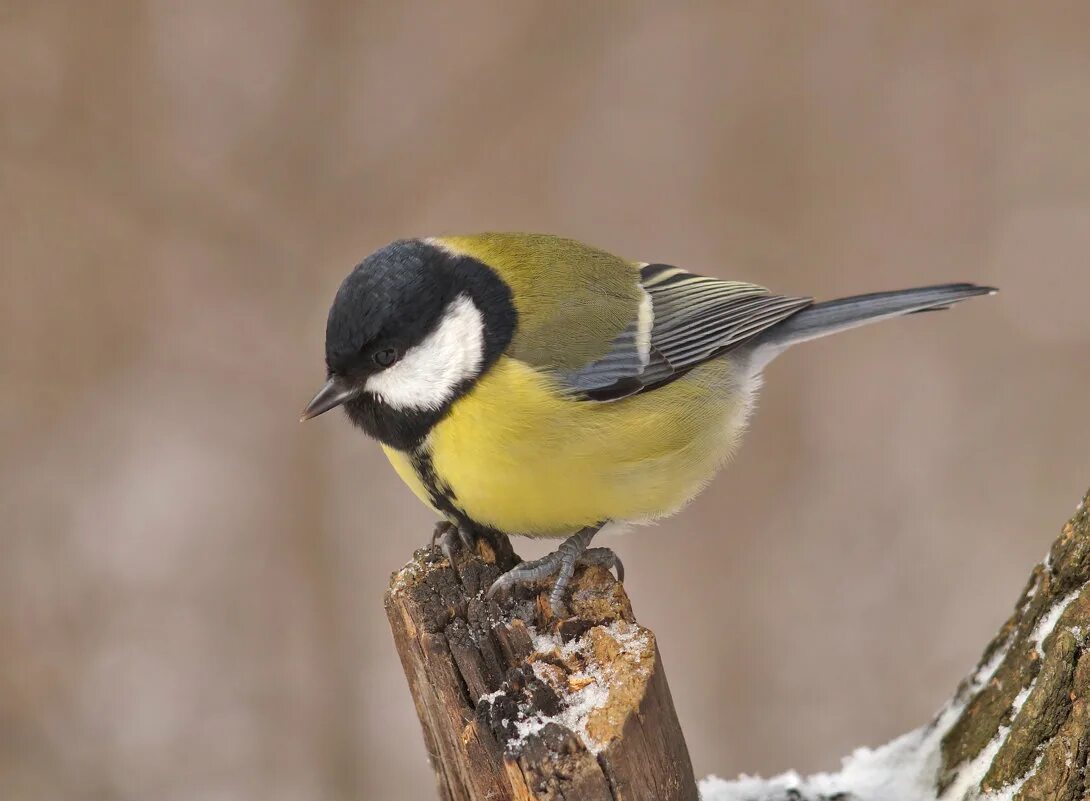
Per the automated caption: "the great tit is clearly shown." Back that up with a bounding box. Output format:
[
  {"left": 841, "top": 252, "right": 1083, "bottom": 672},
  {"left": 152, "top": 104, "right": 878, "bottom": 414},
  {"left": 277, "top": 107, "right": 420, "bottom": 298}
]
[{"left": 302, "top": 233, "right": 995, "bottom": 612}]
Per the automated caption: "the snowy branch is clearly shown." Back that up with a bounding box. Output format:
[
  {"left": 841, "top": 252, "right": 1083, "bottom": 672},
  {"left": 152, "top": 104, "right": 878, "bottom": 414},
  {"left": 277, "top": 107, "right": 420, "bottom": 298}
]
[{"left": 702, "top": 489, "right": 1090, "bottom": 801}]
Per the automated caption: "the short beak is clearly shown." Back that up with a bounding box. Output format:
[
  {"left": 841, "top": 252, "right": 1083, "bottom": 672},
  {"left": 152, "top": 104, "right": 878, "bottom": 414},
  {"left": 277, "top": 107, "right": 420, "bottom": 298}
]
[{"left": 300, "top": 376, "right": 359, "bottom": 421}]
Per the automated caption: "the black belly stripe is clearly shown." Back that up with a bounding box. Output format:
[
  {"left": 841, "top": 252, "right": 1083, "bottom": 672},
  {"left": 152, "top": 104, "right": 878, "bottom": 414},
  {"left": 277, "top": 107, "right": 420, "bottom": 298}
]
[
  {"left": 409, "top": 448, "right": 462, "bottom": 519},
  {"left": 409, "top": 447, "right": 509, "bottom": 538}
]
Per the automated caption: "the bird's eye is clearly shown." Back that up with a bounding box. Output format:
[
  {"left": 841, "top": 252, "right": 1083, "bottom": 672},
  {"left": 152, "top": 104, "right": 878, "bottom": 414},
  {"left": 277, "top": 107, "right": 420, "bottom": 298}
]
[{"left": 373, "top": 347, "right": 399, "bottom": 368}]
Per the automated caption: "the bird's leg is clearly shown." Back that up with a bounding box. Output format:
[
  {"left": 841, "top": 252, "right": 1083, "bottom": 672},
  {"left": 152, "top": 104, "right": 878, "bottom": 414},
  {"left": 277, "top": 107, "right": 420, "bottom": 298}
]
[
  {"left": 431, "top": 520, "right": 478, "bottom": 565},
  {"left": 487, "top": 526, "right": 621, "bottom": 615}
]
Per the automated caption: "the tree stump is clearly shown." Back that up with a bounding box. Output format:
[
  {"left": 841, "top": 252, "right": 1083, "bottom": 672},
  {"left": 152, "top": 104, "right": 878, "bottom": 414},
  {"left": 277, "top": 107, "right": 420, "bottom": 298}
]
[{"left": 384, "top": 533, "right": 697, "bottom": 801}]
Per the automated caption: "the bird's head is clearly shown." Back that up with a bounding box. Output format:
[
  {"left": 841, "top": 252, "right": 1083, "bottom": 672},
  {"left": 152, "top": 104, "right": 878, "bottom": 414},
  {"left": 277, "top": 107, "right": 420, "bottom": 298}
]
[{"left": 301, "top": 239, "right": 516, "bottom": 449}]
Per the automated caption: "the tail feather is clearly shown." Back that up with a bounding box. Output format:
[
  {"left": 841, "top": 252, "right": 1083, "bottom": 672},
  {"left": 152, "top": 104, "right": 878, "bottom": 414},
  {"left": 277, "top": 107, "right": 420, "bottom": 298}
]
[{"left": 747, "top": 283, "right": 996, "bottom": 369}]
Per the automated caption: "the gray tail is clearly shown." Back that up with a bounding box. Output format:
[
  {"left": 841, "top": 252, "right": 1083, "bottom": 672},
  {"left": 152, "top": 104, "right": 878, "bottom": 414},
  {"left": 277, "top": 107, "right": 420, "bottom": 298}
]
[{"left": 749, "top": 283, "right": 996, "bottom": 368}]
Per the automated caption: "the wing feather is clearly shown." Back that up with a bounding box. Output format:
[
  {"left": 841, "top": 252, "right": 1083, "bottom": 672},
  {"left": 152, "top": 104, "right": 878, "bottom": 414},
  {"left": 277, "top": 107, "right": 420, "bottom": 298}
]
[{"left": 555, "top": 263, "right": 812, "bottom": 401}]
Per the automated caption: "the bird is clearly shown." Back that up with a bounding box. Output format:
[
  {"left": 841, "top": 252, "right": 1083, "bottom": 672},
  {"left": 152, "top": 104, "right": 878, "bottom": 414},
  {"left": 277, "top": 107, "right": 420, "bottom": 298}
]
[{"left": 301, "top": 233, "right": 995, "bottom": 613}]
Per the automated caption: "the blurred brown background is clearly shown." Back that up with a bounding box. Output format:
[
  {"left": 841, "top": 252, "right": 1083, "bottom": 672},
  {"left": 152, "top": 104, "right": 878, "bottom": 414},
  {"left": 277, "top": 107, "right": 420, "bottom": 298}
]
[{"left": 3, "top": 2, "right": 1090, "bottom": 799}]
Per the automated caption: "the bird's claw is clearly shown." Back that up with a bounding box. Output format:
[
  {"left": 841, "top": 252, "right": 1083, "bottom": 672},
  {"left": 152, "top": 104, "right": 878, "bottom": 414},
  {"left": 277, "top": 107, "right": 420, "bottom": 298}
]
[
  {"left": 432, "top": 521, "right": 477, "bottom": 566},
  {"left": 486, "top": 528, "right": 622, "bottom": 615},
  {"left": 578, "top": 547, "right": 625, "bottom": 583}
]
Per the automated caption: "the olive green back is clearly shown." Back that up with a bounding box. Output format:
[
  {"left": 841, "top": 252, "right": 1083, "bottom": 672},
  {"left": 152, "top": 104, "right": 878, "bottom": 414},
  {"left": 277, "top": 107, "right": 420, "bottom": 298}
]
[{"left": 435, "top": 233, "right": 641, "bottom": 369}]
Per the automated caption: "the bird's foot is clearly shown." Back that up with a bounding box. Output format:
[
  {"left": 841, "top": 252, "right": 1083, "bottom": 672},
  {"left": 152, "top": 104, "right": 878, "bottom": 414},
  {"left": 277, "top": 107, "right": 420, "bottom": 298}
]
[
  {"left": 432, "top": 520, "right": 477, "bottom": 566},
  {"left": 578, "top": 547, "right": 625, "bottom": 583},
  {"left": 486, "top": 526, "right": 621, "bottom": 615}
]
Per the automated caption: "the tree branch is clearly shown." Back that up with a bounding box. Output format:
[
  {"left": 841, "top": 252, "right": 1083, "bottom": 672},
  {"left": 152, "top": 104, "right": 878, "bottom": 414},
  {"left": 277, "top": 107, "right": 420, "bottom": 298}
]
[{"left": 700, "top": 488, "right": 1090, "bottom": 801}]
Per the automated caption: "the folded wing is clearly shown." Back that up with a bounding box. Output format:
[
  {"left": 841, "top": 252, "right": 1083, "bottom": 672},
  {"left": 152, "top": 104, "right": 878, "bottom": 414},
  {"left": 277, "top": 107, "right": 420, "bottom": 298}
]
[{"left": 555, "top": 264, "right": 812, "bottom": 401}]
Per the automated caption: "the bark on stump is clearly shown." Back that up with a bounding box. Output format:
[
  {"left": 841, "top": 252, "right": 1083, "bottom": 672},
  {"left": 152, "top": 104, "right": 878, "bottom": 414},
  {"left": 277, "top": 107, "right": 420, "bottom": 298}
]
[
  {"left": 385, "top": 533, "right": 697, "bottom": 801},
  {"left": 937, "top": 489, "right": 1090, "bottom": 800}
]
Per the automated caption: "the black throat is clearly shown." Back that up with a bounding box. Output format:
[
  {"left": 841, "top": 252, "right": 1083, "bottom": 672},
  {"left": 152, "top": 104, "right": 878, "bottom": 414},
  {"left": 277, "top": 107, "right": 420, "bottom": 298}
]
[{"left": 341, "top": 245, "right": 516, "bottom": 451}]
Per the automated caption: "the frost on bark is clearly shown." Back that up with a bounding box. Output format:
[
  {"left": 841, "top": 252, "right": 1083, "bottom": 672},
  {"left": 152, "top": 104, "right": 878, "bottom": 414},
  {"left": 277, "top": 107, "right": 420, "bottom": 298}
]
[
  {"left": 937, "top": 488, "right": 1090, "bottom": 800},
  {"left": 384, "top": 531, "right": 697, "bottom": 801}
]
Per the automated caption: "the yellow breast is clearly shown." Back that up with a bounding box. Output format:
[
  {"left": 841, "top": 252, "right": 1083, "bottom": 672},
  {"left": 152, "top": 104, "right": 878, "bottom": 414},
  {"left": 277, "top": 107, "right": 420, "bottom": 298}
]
[{"left": 382, "top": 356, "right": 753, "bottom": 537}]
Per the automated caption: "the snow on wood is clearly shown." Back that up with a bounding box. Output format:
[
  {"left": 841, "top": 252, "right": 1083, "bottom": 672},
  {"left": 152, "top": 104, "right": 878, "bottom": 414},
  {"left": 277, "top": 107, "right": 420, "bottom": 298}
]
[{"left": 384, "top": 530, "right": 697, "bottom": 801}]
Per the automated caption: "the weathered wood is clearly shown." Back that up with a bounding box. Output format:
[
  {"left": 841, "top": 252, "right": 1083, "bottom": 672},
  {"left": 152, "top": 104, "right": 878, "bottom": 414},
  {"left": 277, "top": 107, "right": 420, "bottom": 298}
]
[
  {"left": 385, "top": 534, "right": 698, "bottom": 801},
  {"left": 937, "top": 490, "right": 1090, "bottom": 800}
]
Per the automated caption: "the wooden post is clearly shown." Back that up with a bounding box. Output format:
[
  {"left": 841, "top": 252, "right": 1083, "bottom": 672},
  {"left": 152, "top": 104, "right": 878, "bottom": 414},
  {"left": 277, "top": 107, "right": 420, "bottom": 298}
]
[{"left": 385, "top": 533, "right": 698, "bottom": 801}]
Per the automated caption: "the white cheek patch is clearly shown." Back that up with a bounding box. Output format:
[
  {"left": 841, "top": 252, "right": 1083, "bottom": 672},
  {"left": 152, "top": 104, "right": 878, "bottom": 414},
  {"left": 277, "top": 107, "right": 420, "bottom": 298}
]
[{"left": 365, "top": 294, "right": 485, "bottom": 412}]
